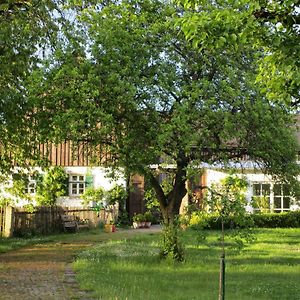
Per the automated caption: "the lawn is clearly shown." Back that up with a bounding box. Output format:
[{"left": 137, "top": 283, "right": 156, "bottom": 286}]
[
  {"left": 0, "top": 235, "right": 55, "bottom": 253},
  {"left": 73, "top": 228, "right": 300, "bottom": 300}
]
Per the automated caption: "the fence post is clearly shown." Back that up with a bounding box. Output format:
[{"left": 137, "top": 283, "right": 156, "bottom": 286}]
[{"left": 4, "top": 206, "right": 14, "bottom": 237}]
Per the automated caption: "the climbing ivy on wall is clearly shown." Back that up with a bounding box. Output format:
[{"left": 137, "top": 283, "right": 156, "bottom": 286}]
[{"left": 36, "top": 167, "right": 68, "bottom": 206}]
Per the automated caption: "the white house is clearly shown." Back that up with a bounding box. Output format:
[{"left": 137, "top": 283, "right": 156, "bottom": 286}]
[{"left": 0, "top": 141, "right": 127, "bottom": 208}]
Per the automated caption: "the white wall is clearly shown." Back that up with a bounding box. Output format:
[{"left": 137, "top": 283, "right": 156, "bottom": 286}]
[
  {"left": 56, "top": 166, "right": 126, "bottom": 208},
  {"left": 0, "top": 166, "right": 126, "bottom": 208},
  {"left": 205, "top": 168, "right": 299, "bottom": 211}
]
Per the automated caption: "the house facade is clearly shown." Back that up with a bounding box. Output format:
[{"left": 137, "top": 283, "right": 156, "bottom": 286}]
[
  {"left": 1, "top": 139, "right": 299, "bottom": 215},
  {"left": 0, "top": 141, "right": 127, "bottom": 208},
  {"left": 204, "top": 168, "right": 299, "bottom": 213}
]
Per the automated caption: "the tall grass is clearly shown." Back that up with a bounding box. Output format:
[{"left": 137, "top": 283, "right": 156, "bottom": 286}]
[{"left": 73, "top": 228, "right": 300, "bottom": 300}]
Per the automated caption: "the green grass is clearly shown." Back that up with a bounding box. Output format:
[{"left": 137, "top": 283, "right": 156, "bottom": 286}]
[
  {"left": 73, "top": 228, "right": 300, "bottom": 300},
  {"left": 0, "top": 235, "right": 55, "bottom": 253},
  {"left": 1, "top": 228, "right": 299, "bottom": 299}
]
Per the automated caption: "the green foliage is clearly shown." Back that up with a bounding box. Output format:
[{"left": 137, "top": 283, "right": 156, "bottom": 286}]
[
  {"left": 5, "top": 172, "right": 31, "bottom": 201},
  {"left": 144, "top": 178, "right": 170, "bottom": 222},
  {"left": 0, "top": 195, "right": 11, "bottom": 207},
  {"left": 251, "top": 196, "right": 270, "bottom": 213},
  {"left": 207, "top": 175, "right": 249, "bottom": 223},
  {"left": 144, "top": 211, "right": 154, "bottom": 223},
  {"left": 0, "top": 0, "right": 68, "bottom": 174},
  {"left": 160, "top": 222, "right": 185, "bottom": 262},
  {"left": 203, "top": 174, "right": 255, "bottom": 251},
  {"left": 132, "top": 211, "right": 154, "bottom": 223},
  {"left": 177, "top": 0, "right": 300, "bottom": 106},
  {"left": 33, "top": 0, "right": 300, "bottom": 208},
  {"left": 20, "top": 0, "right": 300, "bottom": 260},
  {"left": 106, "top": 184, "right": 127, "bottom": 206},
  {"left": 251, "top": 211, "right": 300, "bottom": 228},
  {"left": 3, "top": 170, "right": 42, "bottom": 205},
  {"left": 187, "top": 211, "right": 300, "bottom": 229},
  {"left": 81, "top": 187, "right": 105, "bottom": 207},
  {"left": 2, "top": 167, "right": 67, "bottom": 207},
  {"left": 144, "top": 188, "right": 160, "bottom": 210},
  {"left": 132, "top": 213, "right": 145, "bottom": 223},
  {"left": 81, "top": 185, "right": 126, "bottom": 208},
  {"left": 116, "top": 211, "right": 130, "bottom": 227},
  {"left": 106, "top": 184, "right": 129, "bottom": 226},
  {"left": 36, "top": 167, "right": 68, "bottom": 206},
  {"left": 23, "top": 203, "right": 35, "bottom": 213}
]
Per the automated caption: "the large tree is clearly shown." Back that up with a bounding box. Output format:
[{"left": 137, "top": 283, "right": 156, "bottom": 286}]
[
  {"left": 254, "top": 0, "right": 300, "bottom": 106},
  {"left": 30, "top": 0, "right": 299, "bottom": 259},
  {"left": 177, "top": 0, "right": 300, "bottom": 106},
  {"left": 0, "top": 0, "right": 69, "bottom": 175}
]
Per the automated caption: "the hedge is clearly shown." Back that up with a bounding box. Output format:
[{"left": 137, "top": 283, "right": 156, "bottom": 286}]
[
  {"left": 251, "top": 211, "right": 300, "bottom": 228},
  {"left": 188, "top": 211, "right": 300, "bottom": 230}
]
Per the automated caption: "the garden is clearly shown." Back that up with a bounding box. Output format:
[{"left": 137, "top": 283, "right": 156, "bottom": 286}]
[
  {"left": 71, "top": 227, "right": 300, "bottom": 300},
  {"left": 1, "top": 218, "right": 299, "bottom": 300}
]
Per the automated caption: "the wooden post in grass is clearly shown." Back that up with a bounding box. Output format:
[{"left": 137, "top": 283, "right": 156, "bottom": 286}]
[{"left": 218, "top": 220, "right": 225, "bottom": 300}]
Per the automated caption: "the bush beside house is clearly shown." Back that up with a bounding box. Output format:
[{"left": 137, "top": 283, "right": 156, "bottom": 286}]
[{"left": 186, "top": 211, "right": 300, "bottom": 230}]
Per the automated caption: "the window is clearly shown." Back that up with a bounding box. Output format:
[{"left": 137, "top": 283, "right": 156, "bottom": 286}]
[
  {"left": 252, "top": 182, "right": 291, "bottom": 213},
  {"left": 252, "top": 183, "right": 271, "bottom": 212},
  {"left": 69, "top": 175, "right": 85, "bottom": 196},
  {"left": 273, "top": 184, "right": 291, "bottom": 212},
  {"left": 24, "top": 176, "right": 37, "bottom": 195}
]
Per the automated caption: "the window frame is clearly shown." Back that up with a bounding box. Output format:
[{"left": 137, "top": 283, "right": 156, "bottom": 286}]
[
  {"left": 24, "top": 176, "right": 37, "bottom": 195},
  {"left": 69, "top": 174, "right": 85, "bottom": 196},
  {"left": 251, "top": 182, "right": 291, "bottom": 213},
  {"left": 273, "top": 184, "right": 291, "bottom": 213},
  {"left": 251, "top": 182, "right": 271, "bottom": 212}
]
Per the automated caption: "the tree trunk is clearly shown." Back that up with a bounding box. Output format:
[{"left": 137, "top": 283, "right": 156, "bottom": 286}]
[{"left": 149, "top": 155, "right": 188, "bottom": 261}]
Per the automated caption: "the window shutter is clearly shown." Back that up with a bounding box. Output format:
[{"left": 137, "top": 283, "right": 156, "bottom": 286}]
[
  {"left": 65, "top": 177, "right": 70, "bottom": 196},
  {"left": 85, "top": 175, "right": 94, "bottom": 188}
]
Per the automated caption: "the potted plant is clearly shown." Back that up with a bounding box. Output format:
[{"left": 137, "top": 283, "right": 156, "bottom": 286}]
[
  {"left": 105, "top": 220, "right": 116, "bottom": 233},
  {"left": 144, "top": 211, "right": 153, "bottom": 228},
  {"left": 132, "top": 213, "right": 145, "bottom": 229}
]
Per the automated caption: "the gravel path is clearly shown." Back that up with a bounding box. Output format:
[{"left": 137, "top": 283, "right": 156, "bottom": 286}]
[
  {"left": 0, "top": 226, "right": 161, "bottom": 300},
  {"left": 0, "top": 241, "right": 95, "bottom": 300}
]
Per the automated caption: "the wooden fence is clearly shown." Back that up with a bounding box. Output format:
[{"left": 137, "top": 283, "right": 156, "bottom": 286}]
[
  {"left": 0, "top": 206, "right": 14, "bottom": 237},
  {"left": 0, "top": 206, "right": 5, "bottom": 237},
  {"left": 0, "top": 206, "right": 117, "bottom": 237}
]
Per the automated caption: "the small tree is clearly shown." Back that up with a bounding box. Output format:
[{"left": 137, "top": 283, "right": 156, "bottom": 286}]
[
  {"left": 106, "top": 184, "right": 128, "bottom": 226},
  {"left": 206, "top": 174, "right": 254, "bottom": 300}
]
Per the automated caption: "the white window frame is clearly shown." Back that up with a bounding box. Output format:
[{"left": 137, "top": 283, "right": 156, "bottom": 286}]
[
  {"left": 69, "top": 175, "right": 85, "bottom": 196},
  {"left": 251, "top": 182, "right": 271, "bottom": 212},
  {"left": 273, "top": 184, "right": 291, "bottom": 213},
  {"left": 24, "top": 176, "right": 37, "bottom": 195},
  {"left": 251, "top": 182, "right": 291, "bottom": 213}
]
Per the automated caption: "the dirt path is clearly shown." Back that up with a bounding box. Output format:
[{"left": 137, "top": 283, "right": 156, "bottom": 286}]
[{"left": 0, "top": 226, "right": 161, "bottom": 300}]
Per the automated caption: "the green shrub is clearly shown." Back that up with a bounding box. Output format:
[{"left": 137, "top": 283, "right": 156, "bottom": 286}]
[
  {"left": 187, "top": 211, "right": 300, "bottom": 229},
  {"left": 144, "top": 211, "right": 154, "bottom": 223},
  {"left": 251, "top": 211, "right": 300, "bottom": 228},
  {"left": 132, "top": 213, "right": 145, "bottom": 222},
  {"left": 81, "top": 187, "right": 105, "bottom": 207},
  {"left": 36, "top": 167, "right": 68, "bottom": 206}
]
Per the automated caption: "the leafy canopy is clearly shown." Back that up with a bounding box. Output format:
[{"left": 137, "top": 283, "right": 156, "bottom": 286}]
[{"left": 32, "top": 0, "right": 299, "bottom": 184}]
